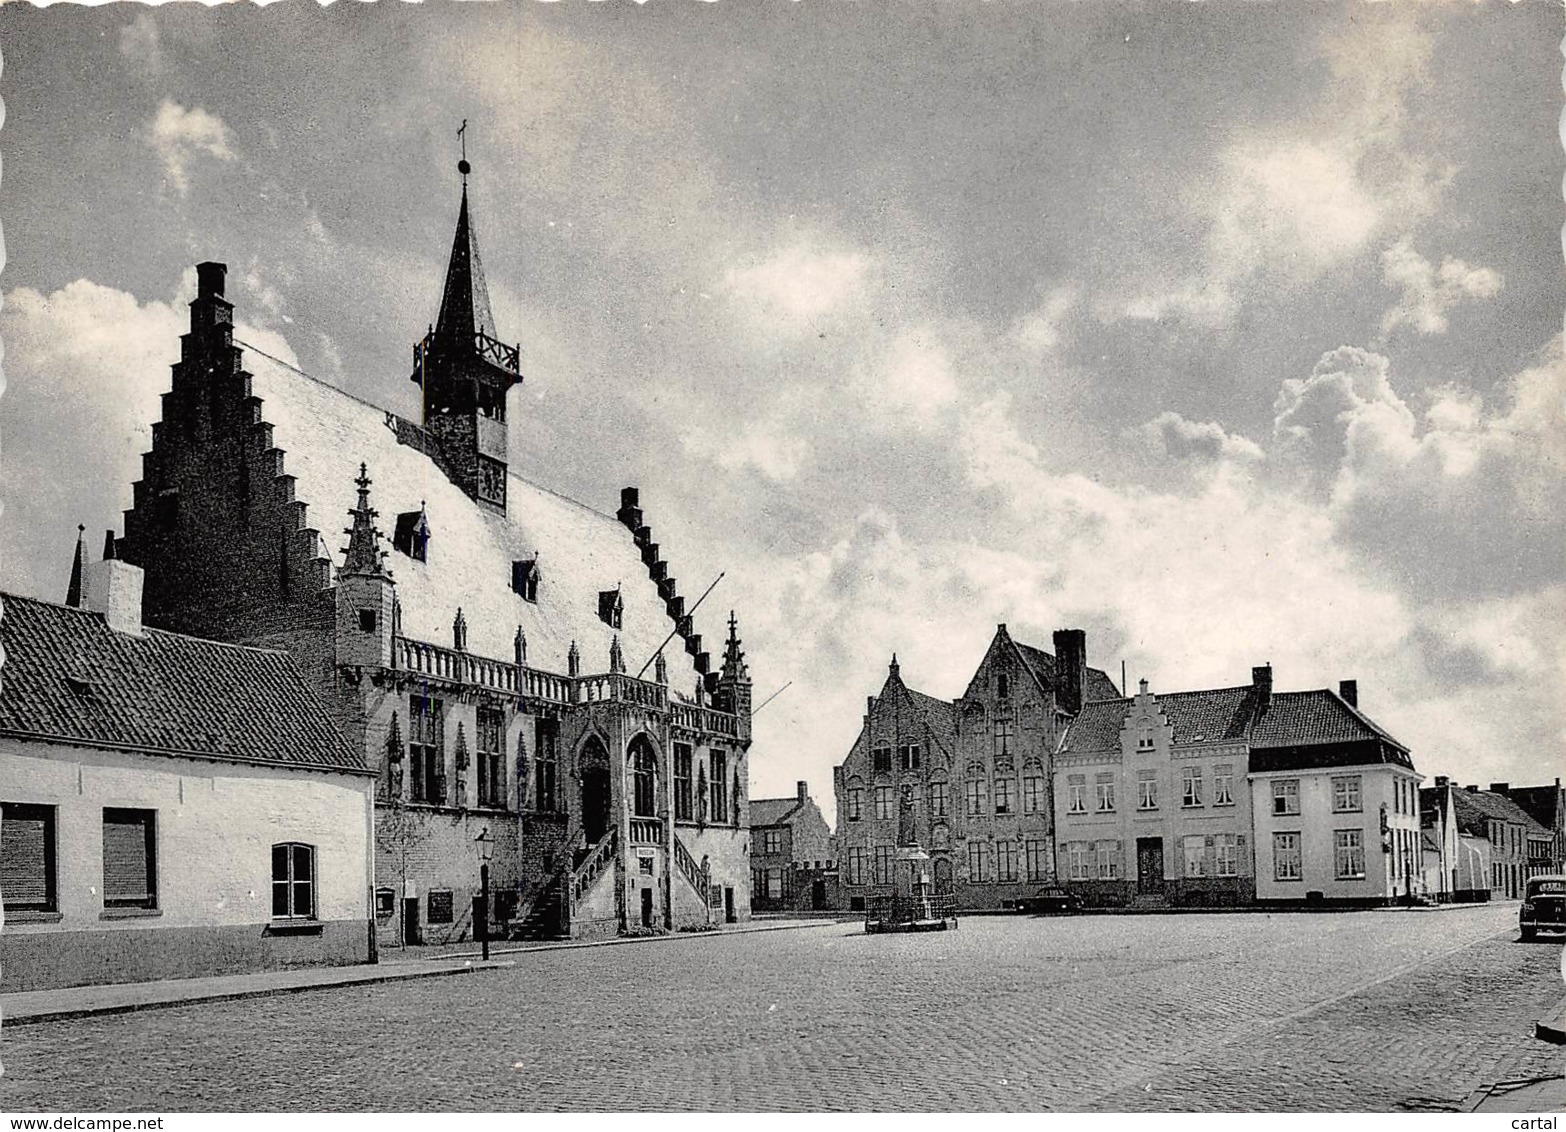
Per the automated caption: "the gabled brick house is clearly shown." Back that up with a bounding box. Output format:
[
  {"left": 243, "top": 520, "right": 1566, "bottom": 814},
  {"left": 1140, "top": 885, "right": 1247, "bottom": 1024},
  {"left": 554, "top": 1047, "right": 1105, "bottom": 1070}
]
[{"left": 749, "top": 780, "right": 835, "bottom": 912}]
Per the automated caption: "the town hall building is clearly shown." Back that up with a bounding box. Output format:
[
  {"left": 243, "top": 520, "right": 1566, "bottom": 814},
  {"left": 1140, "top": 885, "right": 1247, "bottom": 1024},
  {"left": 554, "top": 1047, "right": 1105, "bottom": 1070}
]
[{"left": 112, "top": 157, "right": 754, "bottom": 944}]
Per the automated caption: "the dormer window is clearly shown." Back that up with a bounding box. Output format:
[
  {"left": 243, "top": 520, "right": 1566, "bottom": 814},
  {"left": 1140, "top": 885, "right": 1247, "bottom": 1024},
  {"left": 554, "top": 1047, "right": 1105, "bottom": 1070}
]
[
  {"left": 1137, "top": 720, "right": 1154, "bottom": 751},
  {"left": 512, "top": 559, "right": 540, "bottom": 604},
  {"left": 393, "top": 510, "right": 430, "bottom": 562},
  {"left": 598, "top": 589, "right": 623, "bottom": 630}
]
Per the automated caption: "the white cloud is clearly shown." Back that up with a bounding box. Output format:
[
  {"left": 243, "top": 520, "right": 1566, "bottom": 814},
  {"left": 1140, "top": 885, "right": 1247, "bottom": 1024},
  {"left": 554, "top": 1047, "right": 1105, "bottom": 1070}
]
[
  {"left": 119, "top": 13, "right": 163, "bottom": 75},
  {"left": 723, "top": 242, "right": 874, "bottom": 330},
  {"left": 1379, "top": 237, "right": 1503, "bottom": 336},
  {"left": 148, "top": 99, "right": 236, "bottom": 197},
  {"left": 1120, "top": 14, "right": 1451, "bottom": 327},
  {"left": 1013, "top": 286, "right": 1079, "bottom": 353},
  {"left": 1136, "top": 411, "right": 1266, "bottom": 466}
]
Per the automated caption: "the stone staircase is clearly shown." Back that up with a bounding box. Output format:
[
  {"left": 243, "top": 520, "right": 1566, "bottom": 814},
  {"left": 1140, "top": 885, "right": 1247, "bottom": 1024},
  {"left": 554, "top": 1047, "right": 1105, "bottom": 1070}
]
[{"left": 510, "top": 873, "right": 564, "bottom": 941}]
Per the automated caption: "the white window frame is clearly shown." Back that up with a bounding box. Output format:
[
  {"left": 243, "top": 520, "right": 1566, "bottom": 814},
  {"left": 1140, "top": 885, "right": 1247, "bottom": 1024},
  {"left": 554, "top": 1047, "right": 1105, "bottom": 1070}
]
[
  {"left": 1334, "top": 829, "right": 1365, "bottom": 880},
  {"left": 1331, "top": 775, "right": 1362, "bottom": 814},
  {"left": 1272, "top": 779, "right": 1300, "bottom": 816},
  {"left": 1273, "top": 831, "right": 1302, "bottom": 882}
]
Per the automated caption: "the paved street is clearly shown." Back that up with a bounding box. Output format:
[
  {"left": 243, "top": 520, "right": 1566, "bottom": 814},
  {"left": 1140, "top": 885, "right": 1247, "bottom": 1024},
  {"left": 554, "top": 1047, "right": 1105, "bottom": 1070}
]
[{"left": 1, "top": 904, "right": 1558, "bottom": 1111}]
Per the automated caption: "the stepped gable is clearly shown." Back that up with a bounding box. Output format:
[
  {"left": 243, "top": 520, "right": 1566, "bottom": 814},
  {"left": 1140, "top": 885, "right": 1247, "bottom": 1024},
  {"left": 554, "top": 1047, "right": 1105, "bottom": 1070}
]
[
  {"left": 1059, "top": 684, "right": 1268, "bottom": 755},
  {"left": 1012, "top": 641, "right": 1121, "bottom": 703},
  {"left": 0, "top": 593, "right": 363, "bottom": 774},
  {"left": 240, "top": 344, "right": 701, "bottom": 686}
]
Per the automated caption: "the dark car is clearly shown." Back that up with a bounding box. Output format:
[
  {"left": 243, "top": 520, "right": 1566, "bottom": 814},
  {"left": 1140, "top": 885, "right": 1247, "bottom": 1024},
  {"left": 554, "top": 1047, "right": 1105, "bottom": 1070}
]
[
  {"left": 1014, "top": 885, "right": 1084, "bottom": 915},
  {"left": 1520, "top": 875, "right": 1566, "bottom": 940}
]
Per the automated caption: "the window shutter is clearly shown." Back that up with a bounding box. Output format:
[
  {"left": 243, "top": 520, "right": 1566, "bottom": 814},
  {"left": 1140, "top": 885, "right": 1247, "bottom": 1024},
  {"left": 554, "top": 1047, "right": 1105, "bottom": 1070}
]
[
  {"left": 1, "top": 808, "right": 50, "bottom": 906},
  {"left": 103, "top": 810, "right": 154, "bottom": 906}
]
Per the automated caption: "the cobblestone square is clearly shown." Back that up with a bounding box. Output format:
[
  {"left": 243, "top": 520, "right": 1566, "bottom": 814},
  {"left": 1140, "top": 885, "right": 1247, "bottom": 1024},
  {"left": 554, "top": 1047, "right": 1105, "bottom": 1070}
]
[{"left": 2, "top": 904, "right": 1560, "bottom": 1111}]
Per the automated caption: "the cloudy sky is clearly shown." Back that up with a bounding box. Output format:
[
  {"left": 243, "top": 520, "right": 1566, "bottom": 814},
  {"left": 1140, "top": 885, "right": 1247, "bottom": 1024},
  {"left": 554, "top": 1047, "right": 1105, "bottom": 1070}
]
[{"left": 1, "top": 3, "right": 1560, "bottom": 814}]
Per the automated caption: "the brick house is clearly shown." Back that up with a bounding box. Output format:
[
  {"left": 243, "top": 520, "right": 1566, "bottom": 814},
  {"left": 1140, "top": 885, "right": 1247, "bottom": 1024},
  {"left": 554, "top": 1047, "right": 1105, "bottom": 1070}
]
[
  {"left": 1449, "top": 786, "right": 1547, "bottom": 900},
  {"left": 833, "top": 656, "right": 957, "bottom": 912},
  {"left": 833, "top": 627, "right": 1119, "bottom": 912},
  {"left": 0, "top": 550, "right": 374, "bottom": 991},
  {"left": 111, "top": 161, "right": 753, "bottom": 944},
  {"left": 749, "top": 780, "right": 836, "bottom": 912},
  {"left": 1489, "top": 781, "right": 1566, "bottom": 876}
]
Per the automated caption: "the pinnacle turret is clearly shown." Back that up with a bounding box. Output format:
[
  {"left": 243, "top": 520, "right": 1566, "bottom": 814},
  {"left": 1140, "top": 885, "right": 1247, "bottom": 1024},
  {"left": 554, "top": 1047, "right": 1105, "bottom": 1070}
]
[{"left": 340, "top": 463, "right": 390, "bottom": 577}]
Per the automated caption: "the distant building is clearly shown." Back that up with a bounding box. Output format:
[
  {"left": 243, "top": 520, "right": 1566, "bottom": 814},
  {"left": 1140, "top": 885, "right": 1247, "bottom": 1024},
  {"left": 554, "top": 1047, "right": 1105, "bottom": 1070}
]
[
  {"left": 833, "top": 627, "right": 1120, "bottom": 912},
  {"left": 111, "top": 159, "right": 753, "bottom": 943},
  {"left": 1247, "top": 678, "right": 1422, "bottom": 906},
  {"left": 1448, "top": 785, "right": 1547, "bottom": 900},
  {"left": 749, "top": 780, "right": 836, "bottom": 912},
  {"left": 0, "top": 547, "right": 373, "bottom": 991},
  {"left": 1058, "top": 667, "right": 1423, "bottom": 908},
  {"left": 1488, "top": 781, "right": 1566, "bottom": 876},
  {"left": 1056, "top": 674, "right": 1259, "bottom": 907}
]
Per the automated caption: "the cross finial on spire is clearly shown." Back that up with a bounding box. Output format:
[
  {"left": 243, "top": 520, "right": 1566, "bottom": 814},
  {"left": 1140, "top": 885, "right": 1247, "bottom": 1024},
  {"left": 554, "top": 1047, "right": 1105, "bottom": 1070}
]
[
  {"left": 458, "top": 119, "right": 470, "bottom": 179},
  {"left": 341, "top": 462, "right": 390, "bottom": 577}
]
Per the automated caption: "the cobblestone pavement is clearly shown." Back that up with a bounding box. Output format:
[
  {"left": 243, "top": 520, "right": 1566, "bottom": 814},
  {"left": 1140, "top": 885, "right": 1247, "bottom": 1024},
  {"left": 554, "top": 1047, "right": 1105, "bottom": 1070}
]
[{"left": 1, "top": 904, "right": 1555, "bottom": 1111}]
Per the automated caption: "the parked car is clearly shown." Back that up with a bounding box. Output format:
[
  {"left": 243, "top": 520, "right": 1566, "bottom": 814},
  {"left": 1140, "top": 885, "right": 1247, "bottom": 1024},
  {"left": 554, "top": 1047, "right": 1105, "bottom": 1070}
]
[
  {"left": 1014, "top": 884, "right": 1084, "bottom": 915},
  {"left": 1520, "top": 875, "right": 1566, "bottom": 940}
]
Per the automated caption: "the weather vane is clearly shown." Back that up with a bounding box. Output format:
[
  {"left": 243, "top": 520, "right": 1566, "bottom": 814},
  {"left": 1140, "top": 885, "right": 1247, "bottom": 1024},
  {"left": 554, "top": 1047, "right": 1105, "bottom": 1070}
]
[{"left": 458, "top": 119, "right": 470, "bottom": 178}]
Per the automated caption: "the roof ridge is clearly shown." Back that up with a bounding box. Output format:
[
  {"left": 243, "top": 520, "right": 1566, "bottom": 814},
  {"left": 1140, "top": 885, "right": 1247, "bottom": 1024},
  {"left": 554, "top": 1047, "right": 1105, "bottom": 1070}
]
[
  {"left": 2, "top": 592, "right": 299, "bottom": 659},
  {"left": 237, "top": 339, "right": 621, "bottom": 524}
]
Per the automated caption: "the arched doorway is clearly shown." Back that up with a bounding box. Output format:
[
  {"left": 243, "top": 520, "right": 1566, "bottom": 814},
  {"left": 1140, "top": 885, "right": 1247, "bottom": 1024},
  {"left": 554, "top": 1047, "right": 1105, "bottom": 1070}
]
[
  {"left": 628, "top": 735, "right": 658, "bottom": 818},
  {"left": 579, "top": 736, "right": 611, "bottom": 847},
  {"left": 933, "top": 856, "right": 953, "bottom": 895}
]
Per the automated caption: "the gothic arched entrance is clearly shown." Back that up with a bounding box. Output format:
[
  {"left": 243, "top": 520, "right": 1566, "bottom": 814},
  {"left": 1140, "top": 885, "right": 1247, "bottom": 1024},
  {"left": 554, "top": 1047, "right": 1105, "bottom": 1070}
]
[
  {"left": 933, "top": 855, "right": 953, "bottom": 895},
  {"left": 579, "top": 736, "right": 611, "bottom": 847}
]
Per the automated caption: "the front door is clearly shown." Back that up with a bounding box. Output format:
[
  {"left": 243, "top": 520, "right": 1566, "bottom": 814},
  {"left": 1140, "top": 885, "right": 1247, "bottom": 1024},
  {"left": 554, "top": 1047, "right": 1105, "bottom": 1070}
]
[
  {"left": 640, "top": 887, "right": 654, "bottom": 928},
  {"left": 402, "top": 895, "right": 421, "bottom": 946},
  {"left": 724, "top": 886, "right": 736, "bottom": 923},
  {"left": 1136, "top": 837, "right": 1165, "bottom": 895},
  {"left": 811, "top": 880, "right": 827, "bottom": 910},
  {"left": 581, "top": 763, "right": 611, "bottom": 846}
]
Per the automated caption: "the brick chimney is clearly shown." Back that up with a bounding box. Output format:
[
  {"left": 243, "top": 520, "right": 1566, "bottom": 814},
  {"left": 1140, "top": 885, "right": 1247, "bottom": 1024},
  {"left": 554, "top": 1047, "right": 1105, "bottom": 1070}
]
[
  {"left": 797, "top": 781, "right": 809, "bottom": 802},
  {"left": 1053, "top": 628, "right": 1087, "bottom": 716},
  {"left": 86, "top": 556, "right": 145, "bottom": 637},
  {"left": 1491, "top": 782, "right": 1510, "bottom": 794},
  {"left": 1252, "top": 664, "right": 1273, "bottom": 715},
  {"left": 1339, "top": 679, "right": 1358, "bottom": 708}
]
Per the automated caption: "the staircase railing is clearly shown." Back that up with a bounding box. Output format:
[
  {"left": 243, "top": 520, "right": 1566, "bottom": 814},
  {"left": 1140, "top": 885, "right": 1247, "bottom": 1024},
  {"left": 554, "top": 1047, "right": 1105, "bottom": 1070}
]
[
  {"left": 571, "top": 827, "right": 618, "bottom": 905},
  {"left": 673, "top": 831, "right": 709, "bottom": 908},
  {"left": 509, "top": 858, "right": 569, "bottom": 937}
]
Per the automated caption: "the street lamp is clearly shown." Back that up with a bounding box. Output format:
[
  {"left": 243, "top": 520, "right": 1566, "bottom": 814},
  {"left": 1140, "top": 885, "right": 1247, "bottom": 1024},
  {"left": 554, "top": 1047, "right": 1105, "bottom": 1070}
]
[{"left": 475, "top": 826, "right": 493, "bottom": 961}]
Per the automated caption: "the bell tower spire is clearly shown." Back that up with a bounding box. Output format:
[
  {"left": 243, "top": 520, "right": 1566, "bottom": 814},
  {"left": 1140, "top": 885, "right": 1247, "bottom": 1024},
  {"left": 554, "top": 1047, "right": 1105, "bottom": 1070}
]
[{"left": 410, "top": 122, "right": 525, "bottom": 512}]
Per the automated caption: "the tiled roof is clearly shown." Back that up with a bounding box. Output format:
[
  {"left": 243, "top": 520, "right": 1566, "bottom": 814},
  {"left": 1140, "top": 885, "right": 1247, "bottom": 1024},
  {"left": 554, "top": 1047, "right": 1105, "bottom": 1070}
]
[
  {"left": 242, "top": 346, "right": 703, "bottom": 689},
  {"left": 1499, "top": 785, "right": 1562, "bottom": 832},
  {"left": 1451, "top": 788, "right": 1550, "bottom": 838},
  {"left": 906, "top": 686, "right": 957, "bottom": 757},
  {"left": 1060, "top": 699, "right": 1130, "bottom": 754},
  {"left": 0, "top": 594, "right": 365, "bottom": 774},
  {"left": 1013, "top": 642, "right": 1120, "bottom": 703},
  {"left": 1251, "top": 690, "right": 1405, "bottom": 750},
  {"left": 749, "top": 797, "right": 804, "bottom": 828},
  {"left": 1059, "top": 686, "right": 1255, "bottom": 755}
]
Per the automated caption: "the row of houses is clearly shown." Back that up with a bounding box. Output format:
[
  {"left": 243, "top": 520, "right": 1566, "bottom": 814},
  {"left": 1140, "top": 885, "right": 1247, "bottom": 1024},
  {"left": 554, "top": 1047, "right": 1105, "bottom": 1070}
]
[{"left": 749, "top": 627, "right": 1563, "bottom": 913}]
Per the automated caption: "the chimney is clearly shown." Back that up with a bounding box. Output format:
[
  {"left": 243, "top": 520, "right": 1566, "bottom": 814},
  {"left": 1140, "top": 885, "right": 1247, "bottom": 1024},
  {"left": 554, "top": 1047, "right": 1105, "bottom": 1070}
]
[
  {"left": 797, "top": 781, "right": 809, "bottom": 802},
  {"left": 1338, "top": 679, "right": 1358, "bottom": 708},
  {"left": 1466, "top": 784, "right": 1478, "bottom": 793},
  {"left": 1435, "top": 775, "right": 1449, "bottom": 788},
  {"left": 1491, "top": 782, "right": 1510, "bottom": 795},
  {"left": 1252, "top": 665, "right": 1273, "bottom": 715},
  {"left": 1053, "top": 628, "right": 1087, "bottom": 716},
  {"left": 86, "top": 557, "right": 145, "bottom": 637}
]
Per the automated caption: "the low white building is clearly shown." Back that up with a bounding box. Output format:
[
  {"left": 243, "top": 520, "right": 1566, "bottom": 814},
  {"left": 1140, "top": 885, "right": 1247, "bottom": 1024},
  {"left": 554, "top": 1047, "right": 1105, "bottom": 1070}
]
[{"left": 1, "top": 544, "right": 375, "bottom": 991}]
